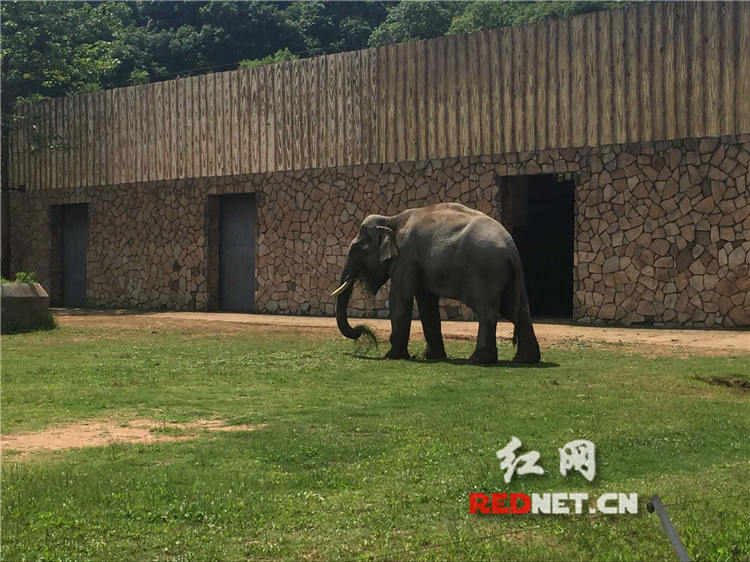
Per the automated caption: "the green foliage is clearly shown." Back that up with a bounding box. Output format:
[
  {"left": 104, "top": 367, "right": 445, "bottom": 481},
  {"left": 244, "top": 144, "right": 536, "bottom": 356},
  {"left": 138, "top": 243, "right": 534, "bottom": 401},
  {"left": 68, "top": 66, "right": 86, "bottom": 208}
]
[
  {"left": 448, "top": 1, "right": 624, "bottom": 34},
  {"left": 239, "top": 48, "right": 299, "bottom": 69},
  {"left": 1, "top": 271, "right": 37, "bottom": 284},
  {"left": 368, "top": 1, "right": 465, "bottom": 47},
  {"left": 2, "top": 326, "right": 749, "bottom": 559},
  {"left": 13, "top": 271, "right": 36, "bottom": 284}
]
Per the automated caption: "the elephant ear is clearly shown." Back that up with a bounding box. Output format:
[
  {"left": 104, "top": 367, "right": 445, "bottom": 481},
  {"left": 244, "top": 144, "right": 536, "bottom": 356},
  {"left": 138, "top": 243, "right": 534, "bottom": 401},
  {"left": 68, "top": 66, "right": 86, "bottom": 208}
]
[{"left": 377, "top": 226, "right": 399, "bottom": 263}]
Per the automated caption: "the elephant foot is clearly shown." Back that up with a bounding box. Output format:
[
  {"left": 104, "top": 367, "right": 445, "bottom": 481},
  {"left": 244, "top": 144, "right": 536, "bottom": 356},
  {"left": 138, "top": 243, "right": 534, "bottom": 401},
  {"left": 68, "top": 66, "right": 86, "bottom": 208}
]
[
  {"left": 385, "top": 347, "right": 411, "bottom": 360},
  {"left": 423, "top": 346, "right": 447, "bottom": 361},
  {"left": 469, "top": 349, "right": 498, "bottom": 365},
  {"left": 512, "top": 347, "right": 541, "bottom": 364}
]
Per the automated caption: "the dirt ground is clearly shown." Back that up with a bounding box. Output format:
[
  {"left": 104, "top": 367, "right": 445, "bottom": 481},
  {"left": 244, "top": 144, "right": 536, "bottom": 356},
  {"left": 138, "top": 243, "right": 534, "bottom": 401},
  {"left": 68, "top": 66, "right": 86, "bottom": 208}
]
[
  {"left": 1, "top": 419, "right": 266, "bottom": 458},
  {"left": 55, "top": 309, "right": 749, "bottom": 356}
]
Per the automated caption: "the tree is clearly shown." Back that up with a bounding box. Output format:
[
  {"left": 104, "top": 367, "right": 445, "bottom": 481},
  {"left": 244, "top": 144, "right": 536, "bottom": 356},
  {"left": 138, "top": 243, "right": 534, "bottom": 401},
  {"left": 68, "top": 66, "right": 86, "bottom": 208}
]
[{"left": 367, "top": 1, "right": 465, "bottom": 47}]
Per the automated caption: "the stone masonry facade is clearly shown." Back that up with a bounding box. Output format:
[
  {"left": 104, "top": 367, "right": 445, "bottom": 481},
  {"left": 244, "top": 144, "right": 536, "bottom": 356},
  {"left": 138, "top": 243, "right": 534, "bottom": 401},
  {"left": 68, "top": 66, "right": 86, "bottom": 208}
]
[{"left": 10, "top": 134, "right": 750, "bottom": 328}]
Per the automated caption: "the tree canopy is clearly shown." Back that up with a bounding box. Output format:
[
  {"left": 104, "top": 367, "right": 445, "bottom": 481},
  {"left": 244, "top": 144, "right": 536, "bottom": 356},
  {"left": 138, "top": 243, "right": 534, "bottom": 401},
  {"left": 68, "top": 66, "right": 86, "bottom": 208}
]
[{"left": 1, "top": 0, "right": 627, "bottom": 122}]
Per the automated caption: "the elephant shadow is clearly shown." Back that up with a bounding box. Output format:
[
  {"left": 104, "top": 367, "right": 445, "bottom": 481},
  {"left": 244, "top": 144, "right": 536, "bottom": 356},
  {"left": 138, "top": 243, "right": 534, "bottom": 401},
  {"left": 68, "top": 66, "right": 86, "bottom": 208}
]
[{"left": 356, "top": 354, "right": 559, "bottom": 369}]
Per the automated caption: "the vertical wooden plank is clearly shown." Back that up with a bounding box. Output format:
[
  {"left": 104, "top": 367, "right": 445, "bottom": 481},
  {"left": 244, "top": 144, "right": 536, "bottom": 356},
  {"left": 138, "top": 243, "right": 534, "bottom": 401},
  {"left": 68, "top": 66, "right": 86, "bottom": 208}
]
[
  {"left": 225, "top": 72, "right": 234, "bottom": 176},
  {"left": 98, "top": 92, "right": 106, "bottom": 185},
  {"left": 331, "top": 55, "right": 340, "bottom": 167},
  {"left": 703, "top": 2, "right": 720, "bottom": 137},
  {"left": 39, "top": 100, "right": 48, "bottom": 190},
  {"left": 273, "top": 63, "right": 284, "bottom": 170},
  {"left": 52, "top": 99, "right": 61, "bottom": 189},
  {"left": 457, "top": 34, "right": 471, "bottom": 157},
  {"left": 239, "top": 70, "right": 250, "bottom": 174},
  {"left": 383, "top": 47, "right": 394, "bottom": 163},
  {"left": 167, "top": 81, "right": 174, "bottom": 180},
  {"left": 512, "top": 25, "right": 524, "bottom": 151},
  {"left": 674, "top": 3, "right": 692, "bottom": 138},
  {"left": 721, "top": 1, "right": 738, "bottom": 135},
  {"left": 475, "top": 33, "right": 491, "bottom": 157},
  {"left": 155, "top": 83, "right": 164, "bottom": 181},
  {"left": 740, "top": 2, "right": 750, "bottom": 133},
  {"left": 525, "top": 24, "right": 538, "bottom": 151},
  {"left": 611, "top": 8, "right": 627, "bottom": 144},
  {"left": 52, "top": 98, "right": 58, "bottom": 188},
  {"left": 500, "top": 28, "right": 514, "bottom": 152},
  {"left": 173, "top": 80, "right": 183, "bottom": 179},
  {"left": 688, "top": 3, "right": 704, "bottom": 138},
  {"left": 262, "top": 65, "right": 273, "bottom": 174},
  {"left": 103, "top": 90, "right": 112, "bottom": 185},
  {"left": 287, "top": 62, "right": 297, "bottom": 170},
  {"left": 308, "top": 60, "right": 320, "bottom": 170},
  {"left": 220, "top": 72, "right": 230, "bottom": 177},
  {"left": 231, "top": 72, "right": 241, "bottom": 174},
  {"left": 584, "top": 15, "right": 598, "bottom": 147},
  {"left": 378, "top": 47, "right": 390, "bottom": 162},
  {"left": 126, "top": 88, "right": 135, "bottom": 183},
  {"left": 489, "top": 29, "right": 503, "bottom": 154},
  {"left": 662, "top": 3, "right": 678, "bottom": 140},
  {"left": 183, "top": 78, "right": 193, "bottom": 179},
  {"left": 342, "top": 54, "right": 352, "bottom": 166},
  {"left": 210, "top": 73, "right": 220, "bottom": 177},
  {"left": 427, "top": 39, "right": 440, "bottom": 159},
  {"left": 147, "top": 85, "right": 156, "bottom": 182},
  {"left": 112, "top": 90, "right": 121, "bottom": 184},
  {"left": 300, "top": 60, "right": 311, "bottom": 169},
  {"left": 290, "top": 62, "right": 300, "bottom": 169},
  {"left": 199, "top": 76, "right": 208, "bottom": 177},
  {"left": 253, "top": 68, "right": 263, "bottom": 174},
  {"left": 86, "top": 94, "right": 94, "bottom": 186},
  {"left": 624, "top": 8, "right": 639, "bottom": 142},
  {"left": 636, "top": 6, "right": 652, "bottom": 142},
  {"left": 570, "top": 17, "right": 586, "bottom": 147},
  {"left": 533, "top": 26, "right": 547, "bottom": 151},
  {"left": 650, "top": 5, "right": 665, "bottom": 142},
  {"left": 557, "top": 18, "right": 571, "bottom": 148},
  {"left": 142, "top": 85, "right": 151, "bottom": 182},
  {"left": 413, "top": 41, "right": 426, "bottom": 161},
  {"left": 444, "top": 36, "right": 457, "bottom": 158},
  {"left": 467, "top": 33, "right": 481, "bottom": 155},
  {"left": 368, "top": 48, "right": 379, "bottom": 163},
  {"left": 403, "top": 42, "right": 416, "bottom": 162},
  {"left": 359, "top": 51, "right": 370, "bottom": 165}
]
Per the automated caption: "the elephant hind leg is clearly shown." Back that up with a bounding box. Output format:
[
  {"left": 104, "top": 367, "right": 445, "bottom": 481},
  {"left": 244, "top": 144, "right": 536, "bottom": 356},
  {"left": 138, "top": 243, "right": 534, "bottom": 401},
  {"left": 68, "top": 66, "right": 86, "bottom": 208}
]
[
  {"left": 469, "top": 307, "right": 498, "bottom": 365},
  {"left": 512, "top": 314, "right": 541, "bottom": 363}
]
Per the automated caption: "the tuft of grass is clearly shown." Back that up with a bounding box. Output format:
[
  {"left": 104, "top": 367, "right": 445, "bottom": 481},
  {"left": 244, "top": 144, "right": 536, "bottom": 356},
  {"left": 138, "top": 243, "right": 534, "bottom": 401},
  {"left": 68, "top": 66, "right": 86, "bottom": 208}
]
[{"left": 353, "top": 323, "right": 379, "bottom": 354}]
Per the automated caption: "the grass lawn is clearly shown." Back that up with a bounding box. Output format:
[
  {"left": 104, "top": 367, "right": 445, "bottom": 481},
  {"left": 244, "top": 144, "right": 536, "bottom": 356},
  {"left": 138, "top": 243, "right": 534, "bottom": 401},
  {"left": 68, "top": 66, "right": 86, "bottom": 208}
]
[{"left": 2, "top": 322, "right": 749, "bottom": 561}]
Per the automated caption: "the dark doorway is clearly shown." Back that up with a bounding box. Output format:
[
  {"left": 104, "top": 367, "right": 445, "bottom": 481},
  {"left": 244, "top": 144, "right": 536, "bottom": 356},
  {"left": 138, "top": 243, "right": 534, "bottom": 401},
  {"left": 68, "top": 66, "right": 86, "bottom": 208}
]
[
  {"left": 504, "top": 174, "right": 575, "bottom": 318},
  {"left": 219, "top": 193, "right": 257, "bottom": 312},
  {"left": 61, "top": 203, "right": 88, "bottom": 307}
]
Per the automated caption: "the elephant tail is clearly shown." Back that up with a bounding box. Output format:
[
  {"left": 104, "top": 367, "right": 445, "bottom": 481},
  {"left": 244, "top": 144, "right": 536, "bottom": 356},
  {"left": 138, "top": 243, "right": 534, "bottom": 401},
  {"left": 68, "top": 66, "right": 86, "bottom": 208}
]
[{"left": 509, "top": 257, "right": 528, "bottom": 347}]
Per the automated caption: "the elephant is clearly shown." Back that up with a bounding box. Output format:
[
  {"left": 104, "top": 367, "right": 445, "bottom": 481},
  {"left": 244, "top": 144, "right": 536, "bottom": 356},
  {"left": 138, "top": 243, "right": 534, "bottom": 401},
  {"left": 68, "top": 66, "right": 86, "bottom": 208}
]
[{"left": 331, "top": 202, "right": 541, "bottom": 364}]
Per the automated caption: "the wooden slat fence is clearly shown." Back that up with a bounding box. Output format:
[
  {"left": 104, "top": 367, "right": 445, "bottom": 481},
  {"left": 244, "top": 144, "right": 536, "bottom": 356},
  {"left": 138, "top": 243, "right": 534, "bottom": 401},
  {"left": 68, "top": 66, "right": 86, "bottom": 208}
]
[{"left": 8, "top": 2, "right": 749, "bottom": 191}]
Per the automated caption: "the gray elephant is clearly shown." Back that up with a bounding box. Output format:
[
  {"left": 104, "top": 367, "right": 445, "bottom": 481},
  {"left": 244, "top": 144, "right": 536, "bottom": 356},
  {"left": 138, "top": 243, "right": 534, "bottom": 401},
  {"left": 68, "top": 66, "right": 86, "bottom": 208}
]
[{"left": 331, "top": 202, "right": 541, "bottom": 364}]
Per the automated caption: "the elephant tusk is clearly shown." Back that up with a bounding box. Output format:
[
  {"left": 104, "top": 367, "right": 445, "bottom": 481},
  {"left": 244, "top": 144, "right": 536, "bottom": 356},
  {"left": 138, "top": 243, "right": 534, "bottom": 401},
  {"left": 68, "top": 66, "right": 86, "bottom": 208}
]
[{"left": 330, "top": 280, "right": 353, "bottom": 297}]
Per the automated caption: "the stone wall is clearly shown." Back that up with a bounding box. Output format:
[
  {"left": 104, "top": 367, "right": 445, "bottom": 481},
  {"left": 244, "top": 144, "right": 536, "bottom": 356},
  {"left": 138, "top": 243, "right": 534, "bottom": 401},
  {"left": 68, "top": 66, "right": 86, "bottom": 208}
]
[{"left": 9, "top": 134, "right": 750, "bottom": 327}]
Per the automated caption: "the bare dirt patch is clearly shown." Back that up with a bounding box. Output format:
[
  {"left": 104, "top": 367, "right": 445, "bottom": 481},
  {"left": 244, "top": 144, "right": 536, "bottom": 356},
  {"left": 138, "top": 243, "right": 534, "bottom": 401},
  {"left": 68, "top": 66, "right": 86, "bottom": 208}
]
[
  {"left": 1, "top": 418, "right": 267, "bottom": 458},
  {"left": 53, "top": 309, "right": 749, "bottom": 356}
]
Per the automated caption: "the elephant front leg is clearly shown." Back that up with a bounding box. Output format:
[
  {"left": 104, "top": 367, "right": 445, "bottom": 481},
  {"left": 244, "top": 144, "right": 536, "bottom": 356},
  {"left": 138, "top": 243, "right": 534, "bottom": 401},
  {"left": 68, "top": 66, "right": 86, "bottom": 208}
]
[
  {"left": 469, "top": 308, "right": 499, "bottom": 365},
  {"left": 386, "top": 293, "right": 413, "bottom": 360},
  {"left": 416, "top": 291, "right": 446, "bottom": 360}
]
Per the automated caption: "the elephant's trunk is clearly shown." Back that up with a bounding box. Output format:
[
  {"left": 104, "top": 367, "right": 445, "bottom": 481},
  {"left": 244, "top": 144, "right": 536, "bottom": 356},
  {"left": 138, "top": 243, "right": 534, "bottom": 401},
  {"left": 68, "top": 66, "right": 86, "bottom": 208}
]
[{"left": 334, "top": 281, "right": 362, "bottom": 339}]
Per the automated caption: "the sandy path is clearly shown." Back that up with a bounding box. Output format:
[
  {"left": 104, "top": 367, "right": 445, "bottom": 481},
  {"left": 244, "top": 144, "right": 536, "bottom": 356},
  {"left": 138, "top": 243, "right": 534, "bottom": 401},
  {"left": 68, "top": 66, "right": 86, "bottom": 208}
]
[{"left": 54, "top": 309, "right": 748, "bottom": 355}]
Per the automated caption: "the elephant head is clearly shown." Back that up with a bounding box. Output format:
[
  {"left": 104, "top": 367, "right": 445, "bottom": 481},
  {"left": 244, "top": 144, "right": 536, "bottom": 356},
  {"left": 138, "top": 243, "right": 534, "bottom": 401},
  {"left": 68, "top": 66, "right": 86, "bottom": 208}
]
[{"left": 331, "top": 215, "right": 399, "bottom": 339}]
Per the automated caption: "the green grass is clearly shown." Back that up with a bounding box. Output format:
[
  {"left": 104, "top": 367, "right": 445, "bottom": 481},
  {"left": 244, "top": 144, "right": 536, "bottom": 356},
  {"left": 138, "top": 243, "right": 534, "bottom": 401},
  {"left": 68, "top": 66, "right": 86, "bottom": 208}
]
[{"left": 2, "top": 324, "right": 749, "bottom": 561}]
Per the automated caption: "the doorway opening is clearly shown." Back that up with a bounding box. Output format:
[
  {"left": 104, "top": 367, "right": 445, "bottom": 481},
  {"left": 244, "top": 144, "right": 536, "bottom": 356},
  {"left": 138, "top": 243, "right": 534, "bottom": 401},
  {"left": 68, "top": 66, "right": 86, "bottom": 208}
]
[
  {"left": 51, "top": 203, "right": 89, "bottom": 307},
  {"left": 207, "top": 193, "right": 257, "bottom": 312},
  {"left": 501, "top": 174, "right": 575, "bottom": 319}
]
